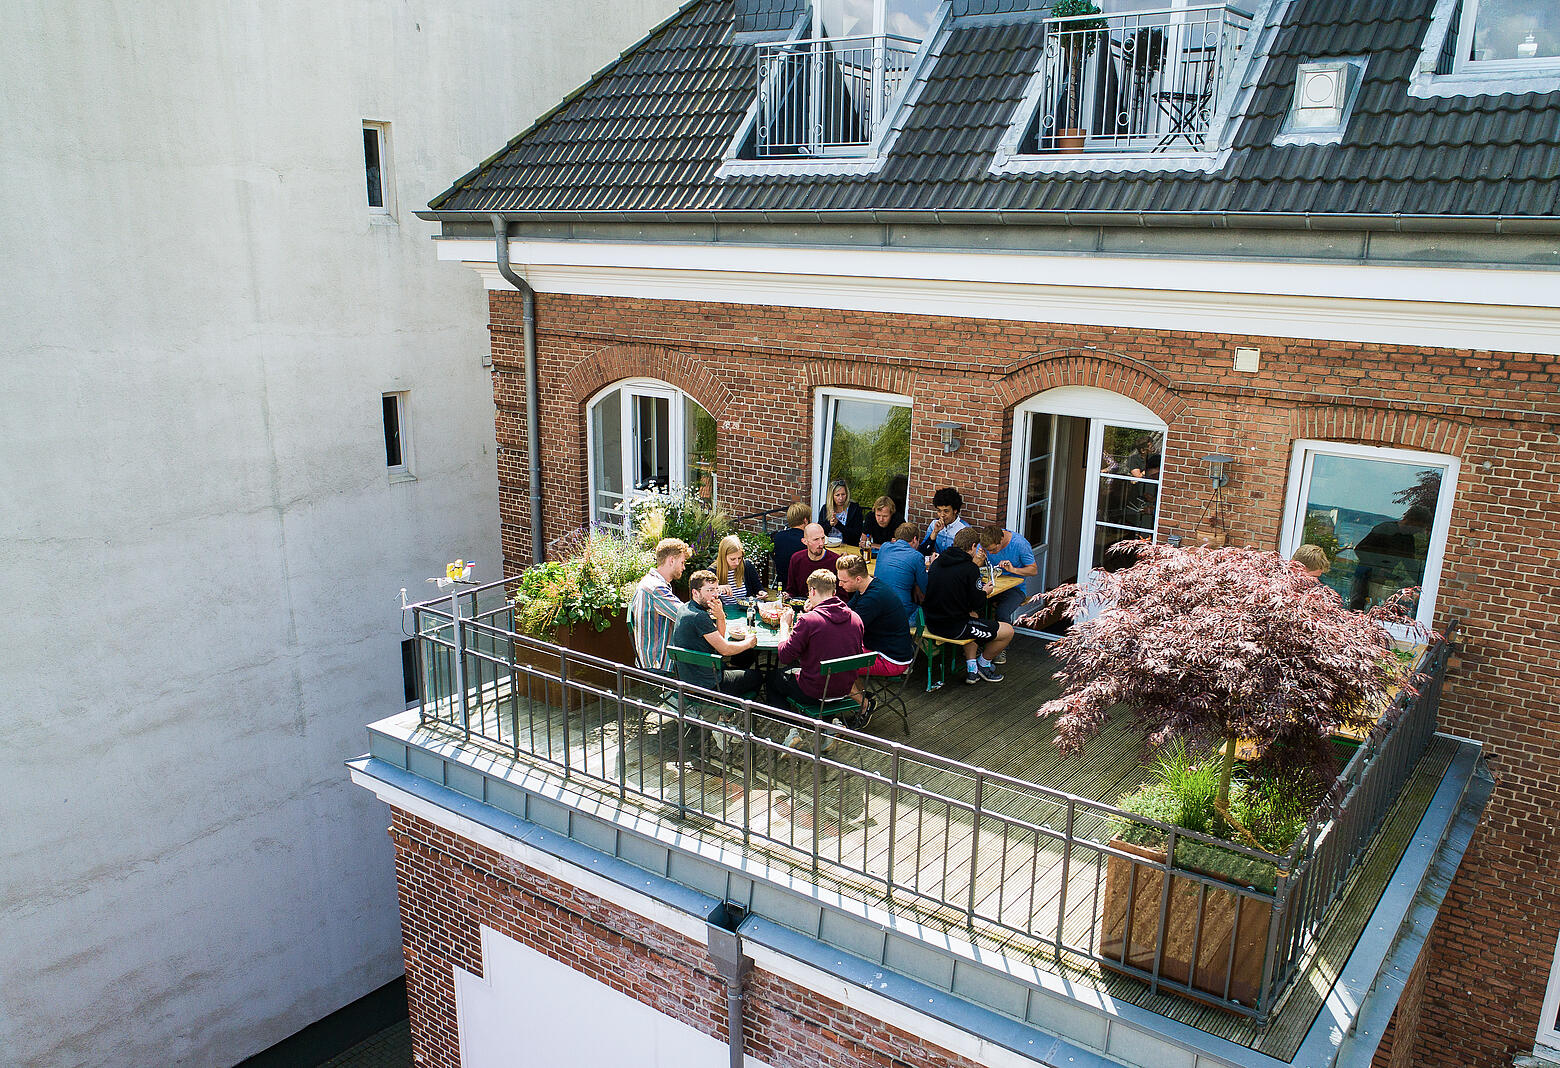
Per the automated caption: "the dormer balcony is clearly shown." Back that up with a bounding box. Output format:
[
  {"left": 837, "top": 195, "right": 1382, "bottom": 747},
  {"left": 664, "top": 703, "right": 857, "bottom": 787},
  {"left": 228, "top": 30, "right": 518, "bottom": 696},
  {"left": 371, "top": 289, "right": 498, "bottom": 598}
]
[
  {"left": 755, "top": 33, "right": 919, "bottom": 157},
  {"left": 1035, "top": 3, "right": 1253, "bottom": 154}
]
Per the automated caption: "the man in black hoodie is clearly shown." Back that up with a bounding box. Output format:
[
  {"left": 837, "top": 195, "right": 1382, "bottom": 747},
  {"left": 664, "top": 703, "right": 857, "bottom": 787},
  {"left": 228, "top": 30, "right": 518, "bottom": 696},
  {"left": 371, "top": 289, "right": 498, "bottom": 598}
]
[{"left": 924, "top": 527, "right": 1014, "bottom": 684}]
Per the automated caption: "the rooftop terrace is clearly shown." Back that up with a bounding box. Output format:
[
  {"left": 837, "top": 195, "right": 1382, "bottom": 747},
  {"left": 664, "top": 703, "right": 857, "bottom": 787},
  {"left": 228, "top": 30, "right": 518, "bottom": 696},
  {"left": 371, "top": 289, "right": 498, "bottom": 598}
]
[{"left": 353, "top": 580, "right": 1486, "bottom": 1067}]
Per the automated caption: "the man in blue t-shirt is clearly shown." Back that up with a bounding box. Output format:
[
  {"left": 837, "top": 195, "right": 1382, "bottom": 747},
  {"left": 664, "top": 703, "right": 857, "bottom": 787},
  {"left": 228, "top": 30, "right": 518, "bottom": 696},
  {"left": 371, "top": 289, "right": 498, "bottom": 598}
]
[
  {"left": 920, "top": 486, "right": 970, "bottom": 556},
  {"left": 873, "top": 521, "right": 929, "bottom": 613},
  {"left": 979, "top": 524, "right": 1038, "bottom": 638}
]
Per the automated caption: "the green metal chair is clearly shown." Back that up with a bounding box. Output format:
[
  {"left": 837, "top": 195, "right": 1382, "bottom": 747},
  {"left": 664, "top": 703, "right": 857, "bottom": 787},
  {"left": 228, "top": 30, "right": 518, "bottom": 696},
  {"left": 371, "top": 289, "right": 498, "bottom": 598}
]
[{"left": 785, "top": 650, "right": 878, "bottom": 725}]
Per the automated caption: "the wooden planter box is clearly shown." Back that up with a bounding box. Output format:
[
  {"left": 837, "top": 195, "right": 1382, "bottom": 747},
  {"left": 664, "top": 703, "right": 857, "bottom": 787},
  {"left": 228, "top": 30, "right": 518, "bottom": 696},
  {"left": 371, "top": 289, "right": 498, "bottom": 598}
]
[
  {"left": 1099, "top": 839, "right": 1274, "bottom": 1010},
  {"left": 511, "top": 614, "right": 636, "bottom": 706}
]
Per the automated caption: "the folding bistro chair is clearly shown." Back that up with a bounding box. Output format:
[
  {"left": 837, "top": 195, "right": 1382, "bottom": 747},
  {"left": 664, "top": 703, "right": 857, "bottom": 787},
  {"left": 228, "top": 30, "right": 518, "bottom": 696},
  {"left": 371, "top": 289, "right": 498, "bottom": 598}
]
[
  {"left": 666, "top": 645, "right": 731, "bottom": 760},
  {"left": 863, "top": 610, "right": 923, "bottom": 734}
]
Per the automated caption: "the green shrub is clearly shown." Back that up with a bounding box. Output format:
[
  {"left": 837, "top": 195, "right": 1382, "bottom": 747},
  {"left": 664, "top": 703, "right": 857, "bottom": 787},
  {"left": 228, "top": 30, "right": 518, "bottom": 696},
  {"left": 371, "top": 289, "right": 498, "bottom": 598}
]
[{"left": 511, "top": 529, "right": 654, "bottom": 637}]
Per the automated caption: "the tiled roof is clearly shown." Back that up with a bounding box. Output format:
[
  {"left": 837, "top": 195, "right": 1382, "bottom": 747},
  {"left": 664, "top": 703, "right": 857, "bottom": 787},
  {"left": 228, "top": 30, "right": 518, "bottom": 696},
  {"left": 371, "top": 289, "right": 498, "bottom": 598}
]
[{"left": 428, "top": 0, "right": 1560, "bottom": 225}]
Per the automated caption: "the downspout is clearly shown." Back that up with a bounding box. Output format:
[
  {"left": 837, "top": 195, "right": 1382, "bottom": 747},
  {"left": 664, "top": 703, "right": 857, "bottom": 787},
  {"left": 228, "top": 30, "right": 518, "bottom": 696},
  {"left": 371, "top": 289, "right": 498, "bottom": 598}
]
[
  {"left": 490, "top": 214, "right": 545, "bottom": 566},
  {"left": 706, "top": 903, "right": 751, "bottom": 1068}
]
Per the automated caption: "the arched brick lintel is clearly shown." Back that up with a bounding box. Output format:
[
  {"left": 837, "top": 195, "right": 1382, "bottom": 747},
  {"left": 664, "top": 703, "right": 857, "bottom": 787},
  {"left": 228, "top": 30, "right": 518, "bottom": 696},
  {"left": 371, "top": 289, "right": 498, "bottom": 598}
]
[
  {"left": 561, "top": 341, "right": 736, "bottom": 418},
  {"left": 1293, "top": 405, "right": 1473, "bottom": 457},
  {"left": 993, "top": 350, "right": 1188, "bottom": 423},
  {"left": 800, "top": 360, "right": 917, "bottom": 399}
]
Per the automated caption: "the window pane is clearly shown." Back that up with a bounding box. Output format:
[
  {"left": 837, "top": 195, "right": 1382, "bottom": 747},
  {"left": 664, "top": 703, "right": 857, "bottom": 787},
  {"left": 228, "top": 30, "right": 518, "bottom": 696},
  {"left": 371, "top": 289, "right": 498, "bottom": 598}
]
[
  {"left": 1091, "top": 523, "right": 1145, "bottom": 571},
  {"left": 822, "top": 397, "right": 910, "bottom": 518},
  {"left": 590, "top": 389, "right": 623, "bottom": 521},
  {"left": 818, "top": 0, "right": 874, "bottom": 37},
  {"left": 1098, "top": 476, "right": 1158, "bottom": 529},
  {"left": 363, "top": 128, "right": 384, "bottom": 208},
  {"left": 885, "top": 0, "right": 939, "bottom": 39},
  {"left": 382, "top": 395, "right": 402, "bottom": 467},
  {"left": 684, "top": 395, "right": 717, "bottom": 500},
  {"left": 632, "top": 395, "right": 671, "bottom": 490},
  {"left": 1301, "top": 454, "right": 1446, "bottom": 613},
  {"left": 401, "top": 638, "right": 419, "bottom": 704},
  {"left": 1471, "top": 0, "right": 1559, "bottom": 61}
]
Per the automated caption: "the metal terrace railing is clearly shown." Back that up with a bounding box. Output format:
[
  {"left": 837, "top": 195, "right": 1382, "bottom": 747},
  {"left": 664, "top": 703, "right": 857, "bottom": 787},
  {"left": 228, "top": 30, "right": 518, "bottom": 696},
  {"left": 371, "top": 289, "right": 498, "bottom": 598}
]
[
  {"left": 406, "top": 577, "right": 1453, "bottom": 1022},
  {"left": 1036, "top": 3, "right": 1252, "bottom": 153},
  {"left": 755, "top": 34, "right": 919, "bottom": 157}
]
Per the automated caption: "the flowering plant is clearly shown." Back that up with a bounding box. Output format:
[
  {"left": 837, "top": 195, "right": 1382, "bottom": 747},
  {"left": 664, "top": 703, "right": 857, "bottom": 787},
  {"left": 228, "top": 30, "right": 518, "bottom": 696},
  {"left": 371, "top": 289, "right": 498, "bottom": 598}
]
[{"left": 511, "top": 529, "right": 653, "bottom": 637}]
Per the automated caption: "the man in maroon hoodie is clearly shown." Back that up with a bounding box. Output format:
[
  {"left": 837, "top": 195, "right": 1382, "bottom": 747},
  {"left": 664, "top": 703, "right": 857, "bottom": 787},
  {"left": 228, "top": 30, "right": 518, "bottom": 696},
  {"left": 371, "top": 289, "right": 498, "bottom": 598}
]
[{"left": 767, "top": 569, "right": 865, "bottom": 744}]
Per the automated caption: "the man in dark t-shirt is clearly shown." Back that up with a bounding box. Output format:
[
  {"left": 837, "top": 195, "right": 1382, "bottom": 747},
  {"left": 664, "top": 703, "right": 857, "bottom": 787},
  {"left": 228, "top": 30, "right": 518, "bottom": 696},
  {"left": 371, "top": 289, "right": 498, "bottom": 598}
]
[{"left": 671, "top": 571, "right": 761, "bottom": 697}]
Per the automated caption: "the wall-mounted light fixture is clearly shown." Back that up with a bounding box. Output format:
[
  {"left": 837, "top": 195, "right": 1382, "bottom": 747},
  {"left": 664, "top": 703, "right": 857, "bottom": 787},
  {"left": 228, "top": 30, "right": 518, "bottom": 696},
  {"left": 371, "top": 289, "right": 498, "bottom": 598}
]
[
  {"left": 935, "top": 421, "right": 962, "bottom": 454},
  {"left": 1201, "top": 452, "right": 1236, "bottom": 489}
]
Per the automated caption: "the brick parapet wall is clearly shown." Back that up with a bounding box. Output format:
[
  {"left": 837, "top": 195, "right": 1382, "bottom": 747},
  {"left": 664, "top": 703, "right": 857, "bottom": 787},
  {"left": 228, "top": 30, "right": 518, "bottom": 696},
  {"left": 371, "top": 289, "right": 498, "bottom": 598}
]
[
  {"left": 483, "top": 288, "right": 1560, "bottom": 1066},
  {"left": 388, "top": 808, "right": 989, "bottom": 1068}
]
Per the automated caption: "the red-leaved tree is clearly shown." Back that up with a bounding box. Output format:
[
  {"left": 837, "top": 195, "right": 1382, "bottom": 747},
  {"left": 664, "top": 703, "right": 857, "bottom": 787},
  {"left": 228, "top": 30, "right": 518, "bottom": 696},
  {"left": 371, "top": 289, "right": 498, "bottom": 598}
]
[{"left": 1022, "top": 542, "right": 1425, "bottom": 834}]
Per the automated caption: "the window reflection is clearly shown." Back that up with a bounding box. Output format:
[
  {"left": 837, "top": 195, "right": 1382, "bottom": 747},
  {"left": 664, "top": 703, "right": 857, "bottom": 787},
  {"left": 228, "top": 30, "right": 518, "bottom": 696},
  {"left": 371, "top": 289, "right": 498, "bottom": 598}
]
[{"left": 1470, "top": 0, "right": 1559, "bottom": 61}]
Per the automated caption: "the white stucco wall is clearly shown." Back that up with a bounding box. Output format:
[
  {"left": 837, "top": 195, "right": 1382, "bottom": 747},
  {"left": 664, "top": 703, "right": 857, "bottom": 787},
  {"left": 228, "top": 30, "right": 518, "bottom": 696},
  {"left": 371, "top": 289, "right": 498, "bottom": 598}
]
[{"left": 0, "top": 2, "right": 682, "bottom": 1065}]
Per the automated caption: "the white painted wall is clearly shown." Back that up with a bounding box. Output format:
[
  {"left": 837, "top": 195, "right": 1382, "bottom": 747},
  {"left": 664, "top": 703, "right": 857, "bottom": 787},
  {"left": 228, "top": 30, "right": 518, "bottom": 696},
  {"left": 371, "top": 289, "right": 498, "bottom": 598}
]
[
  {"left": 0, "top": 2, "right": 681, "bottom": 1065},
  {"left": 457, "top": 925, "right": 775, "bottom": 1068}
]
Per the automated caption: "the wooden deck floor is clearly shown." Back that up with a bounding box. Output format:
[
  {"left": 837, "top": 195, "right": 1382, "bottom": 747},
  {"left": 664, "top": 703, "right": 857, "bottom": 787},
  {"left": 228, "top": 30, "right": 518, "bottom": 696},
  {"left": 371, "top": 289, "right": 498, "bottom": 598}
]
[{"left": 436, "top": 637, "right": 1456, "bottom": 1057}]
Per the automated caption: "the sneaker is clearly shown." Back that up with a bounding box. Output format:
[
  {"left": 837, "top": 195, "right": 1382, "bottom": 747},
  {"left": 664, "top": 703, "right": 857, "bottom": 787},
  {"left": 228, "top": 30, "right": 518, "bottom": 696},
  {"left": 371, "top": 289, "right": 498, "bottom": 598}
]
[
  {"left": 964, "top": 669, "right": 982, "bottom": 685},
  {"left": 784, "top": 727, "right": 804, "bottom": 750},
  {"left": 992, "top": 650, "right": 1007, "bottom": 665},
  {"left": 977, "top": 662, "right": 1004, "bottom": 683},
  {"left": 848, "top": 695, "right": 875, "bottom": 731}
]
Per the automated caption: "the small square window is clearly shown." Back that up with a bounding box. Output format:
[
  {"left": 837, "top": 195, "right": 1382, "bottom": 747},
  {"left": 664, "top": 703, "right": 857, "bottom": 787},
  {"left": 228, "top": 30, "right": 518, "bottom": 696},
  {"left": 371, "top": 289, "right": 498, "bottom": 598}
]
[
  {"left": 383, "top": 392, "right": 414, "bottom": 480},
  {"left": 362, "top": 121, "right": 395, "bottom": 217},
  {"left": 401, "top": 638, "right": 420, "bottom": 706},
  {"left": 1460, "top": 0, "right": 1559, "bottom": 67}
]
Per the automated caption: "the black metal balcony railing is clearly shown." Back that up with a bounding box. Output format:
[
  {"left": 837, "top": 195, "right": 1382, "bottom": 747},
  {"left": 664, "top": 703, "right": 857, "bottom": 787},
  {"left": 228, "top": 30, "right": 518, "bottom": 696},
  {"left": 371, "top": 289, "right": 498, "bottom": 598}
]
[
  {"left": 406, "top": 577, "right": 1452, "bottom": 1022},
  {"left": 756, "top": 34, "right": 918, "bottom": 157},
  {"left": 1037, "top": 3, "right": 1252, "bottom": 153}
]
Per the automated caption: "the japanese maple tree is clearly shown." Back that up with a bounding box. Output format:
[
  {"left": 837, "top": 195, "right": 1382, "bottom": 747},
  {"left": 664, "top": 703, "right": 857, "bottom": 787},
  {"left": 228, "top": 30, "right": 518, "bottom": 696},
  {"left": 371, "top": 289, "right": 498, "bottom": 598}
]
[{"left": 1024, "top": 542, "right": 1425, "bottom": 830}]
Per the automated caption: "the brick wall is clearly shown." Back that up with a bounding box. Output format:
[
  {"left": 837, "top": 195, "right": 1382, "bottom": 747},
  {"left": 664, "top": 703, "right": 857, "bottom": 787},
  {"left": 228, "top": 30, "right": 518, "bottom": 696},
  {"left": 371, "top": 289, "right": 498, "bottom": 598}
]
[
  {"left": 1372, "top": 935, "right": 1431, "bottom": 1068},
  {"left": 485, "top": 289, "right": 1560, "bottom": 1066},
  {"left": 389, "top": 808, "right": 991, "bottom": 1068}
]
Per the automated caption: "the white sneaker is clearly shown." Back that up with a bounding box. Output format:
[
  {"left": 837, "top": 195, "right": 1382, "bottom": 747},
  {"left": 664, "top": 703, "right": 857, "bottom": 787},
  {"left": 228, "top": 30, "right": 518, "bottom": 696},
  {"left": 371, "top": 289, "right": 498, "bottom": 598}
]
[
  {"left": 784, "top": 728, "right": 804, "bottom": 750},
  {"left": 993, "top": 650, "right": 1007, "bottom": 665}
]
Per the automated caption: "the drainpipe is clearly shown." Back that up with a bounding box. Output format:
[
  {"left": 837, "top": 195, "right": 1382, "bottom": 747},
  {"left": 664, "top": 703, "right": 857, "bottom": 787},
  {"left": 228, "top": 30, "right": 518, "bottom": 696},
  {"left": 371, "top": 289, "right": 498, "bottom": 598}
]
[
  {"left": 491, "top": 214, "right": 545, "bottom": 566},
  {"left": 706, "top": 903, "right": 751, "bottom": 1068}
]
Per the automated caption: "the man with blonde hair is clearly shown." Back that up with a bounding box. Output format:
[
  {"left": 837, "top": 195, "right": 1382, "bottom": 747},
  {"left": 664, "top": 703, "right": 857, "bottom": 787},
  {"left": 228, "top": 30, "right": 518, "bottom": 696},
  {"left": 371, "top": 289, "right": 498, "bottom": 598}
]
[
  {"left": 1291, "top": 544, "right": 1332, "bottom": 580},
  {"left": 768, "top": 568, "right": 866, "bottom": 746},
  {"left": 630, "top": 537, "right": 691, "bottom": 673}
]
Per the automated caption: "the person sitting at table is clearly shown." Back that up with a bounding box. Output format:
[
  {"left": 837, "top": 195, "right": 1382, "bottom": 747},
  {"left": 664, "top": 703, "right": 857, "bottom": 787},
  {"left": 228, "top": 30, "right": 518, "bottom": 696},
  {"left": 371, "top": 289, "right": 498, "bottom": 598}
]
[
  {"left": 921, "top": 487, "right": 971, "bottom": 556},
  {"left": 818, "top": 478, "right": 862, "bottom": 545},
  {"left": 714, "top": 533, "right": 762, "bottom": 603},
  {"left": 835, "top": 554, "right": 913, "bottom": 711},
  {"left": 768, "top": 569, "right": 866, "bottom": 747},
  {"left": 672, "top": 570, "right": 761, "bottom": 697},
  {"left": 858, "top": 495, "right": 898, "bottom": 550},
  {"left": 629, "top": 537, "right": 691, "bottom": 674},
  {"left": 978, "top": 524, "right": 1039, "bottom": 630},
  {"left": 1291, "top": 543, "right": 1333, "bottom": 581},
  {"left": 924, "top": 528, "right": 1013, "bottom": 684},
  {"left": 785, "top": 523, "right": 841, "bottom": 598},
  {"left": 874, "top": 521, "right": 929, "bottom": 612},
  {"left": 771, "top": 501, "right": 811, "bottom": 583}
]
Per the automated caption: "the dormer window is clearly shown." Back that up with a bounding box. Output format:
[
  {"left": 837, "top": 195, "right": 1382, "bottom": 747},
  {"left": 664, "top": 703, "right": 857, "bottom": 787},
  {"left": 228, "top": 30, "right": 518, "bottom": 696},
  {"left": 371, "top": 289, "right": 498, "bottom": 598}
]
[
  {"left": 751, "top": 0, "right": 940, "bottom": 158},
  {"left": 1456, "top": 0, "right": 1558, "bottom": 68}
]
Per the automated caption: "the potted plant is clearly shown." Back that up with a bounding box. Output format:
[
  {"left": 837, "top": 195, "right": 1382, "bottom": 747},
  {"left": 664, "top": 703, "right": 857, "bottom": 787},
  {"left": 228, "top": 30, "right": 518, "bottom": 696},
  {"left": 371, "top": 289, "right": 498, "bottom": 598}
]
[
  {"left": 511, "top": 527, "right": 654, "bottom": 666},
  {"left": 1025, "top": 541, "right": 1426, "bottom": 1008},
  {"left": 1047, "top": 0, "right": 1108, "bottom": 150}
]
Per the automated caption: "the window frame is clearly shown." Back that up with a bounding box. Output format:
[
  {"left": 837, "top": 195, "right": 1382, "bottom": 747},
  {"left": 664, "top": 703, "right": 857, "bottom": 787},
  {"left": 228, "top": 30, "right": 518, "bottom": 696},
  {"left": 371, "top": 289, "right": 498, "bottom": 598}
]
[
  {"left": 585, "top": 379, "right": 715, "bottom": 527},
  {"left": 810, "top": 386, "right": 914, "bottom": 523},
  {"left": 1455, "top": 0, "right": 1560, "bottom": 72},
  {"left": 1537, "top": 925, "right": 1560, "bottom": 1054},
  {"left": 1278, "top": 439, "right": 1460, "bottom": 634},
  {"left": 362, "top": 120, "right": 396, "bottom": 219},
  {"left": 382, "top": 391, "right": 414, "bottom": 482}
]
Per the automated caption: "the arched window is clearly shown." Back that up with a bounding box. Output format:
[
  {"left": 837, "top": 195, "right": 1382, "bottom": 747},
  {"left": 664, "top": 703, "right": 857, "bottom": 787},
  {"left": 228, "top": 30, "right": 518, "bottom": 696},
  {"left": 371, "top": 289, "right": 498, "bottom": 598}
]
[
  {"left": 1005, "top": 386, "right": 1168, "bottom": 633},
  {"left": 587, "top": 380, "right": 716, "bottom": 527}
]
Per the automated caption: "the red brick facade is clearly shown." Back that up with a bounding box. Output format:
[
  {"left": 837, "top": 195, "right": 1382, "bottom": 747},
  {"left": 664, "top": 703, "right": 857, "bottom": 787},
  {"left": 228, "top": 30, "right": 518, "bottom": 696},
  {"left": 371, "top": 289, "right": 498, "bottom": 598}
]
[
  {"left": 484, "top": 289, "right": 1560, "bottom": 1066},
  {"left": 389, "top": 808, "right": 992, "bottom": 1068}
]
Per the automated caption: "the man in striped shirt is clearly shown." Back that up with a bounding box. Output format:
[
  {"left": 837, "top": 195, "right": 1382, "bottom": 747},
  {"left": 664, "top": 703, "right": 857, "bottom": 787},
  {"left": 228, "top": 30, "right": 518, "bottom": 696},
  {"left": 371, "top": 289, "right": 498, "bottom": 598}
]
[{"left": 630, "top": 538, "right": 692, "bottom": 674}]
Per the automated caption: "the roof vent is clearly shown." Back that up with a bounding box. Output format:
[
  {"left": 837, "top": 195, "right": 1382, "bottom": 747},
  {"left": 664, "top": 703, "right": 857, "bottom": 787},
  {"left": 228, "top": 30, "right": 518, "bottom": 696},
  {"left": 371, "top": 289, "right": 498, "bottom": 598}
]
[
  {"left": 1275, "top": 57, "right": 1366, "bottom": 146},
  {"left": 1294, "top": 62, "right": 1350, "bottom": 127}
]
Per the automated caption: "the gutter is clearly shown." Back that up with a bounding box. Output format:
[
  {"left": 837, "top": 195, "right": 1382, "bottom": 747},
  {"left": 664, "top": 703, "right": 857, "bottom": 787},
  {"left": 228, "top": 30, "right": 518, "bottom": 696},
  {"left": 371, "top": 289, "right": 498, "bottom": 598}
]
[
  {"left": 427, "top": 207, "right": 1560, "bottom": 237},
  {"left": 491, "top": 214, "right": 545, "bottom": 566}
]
